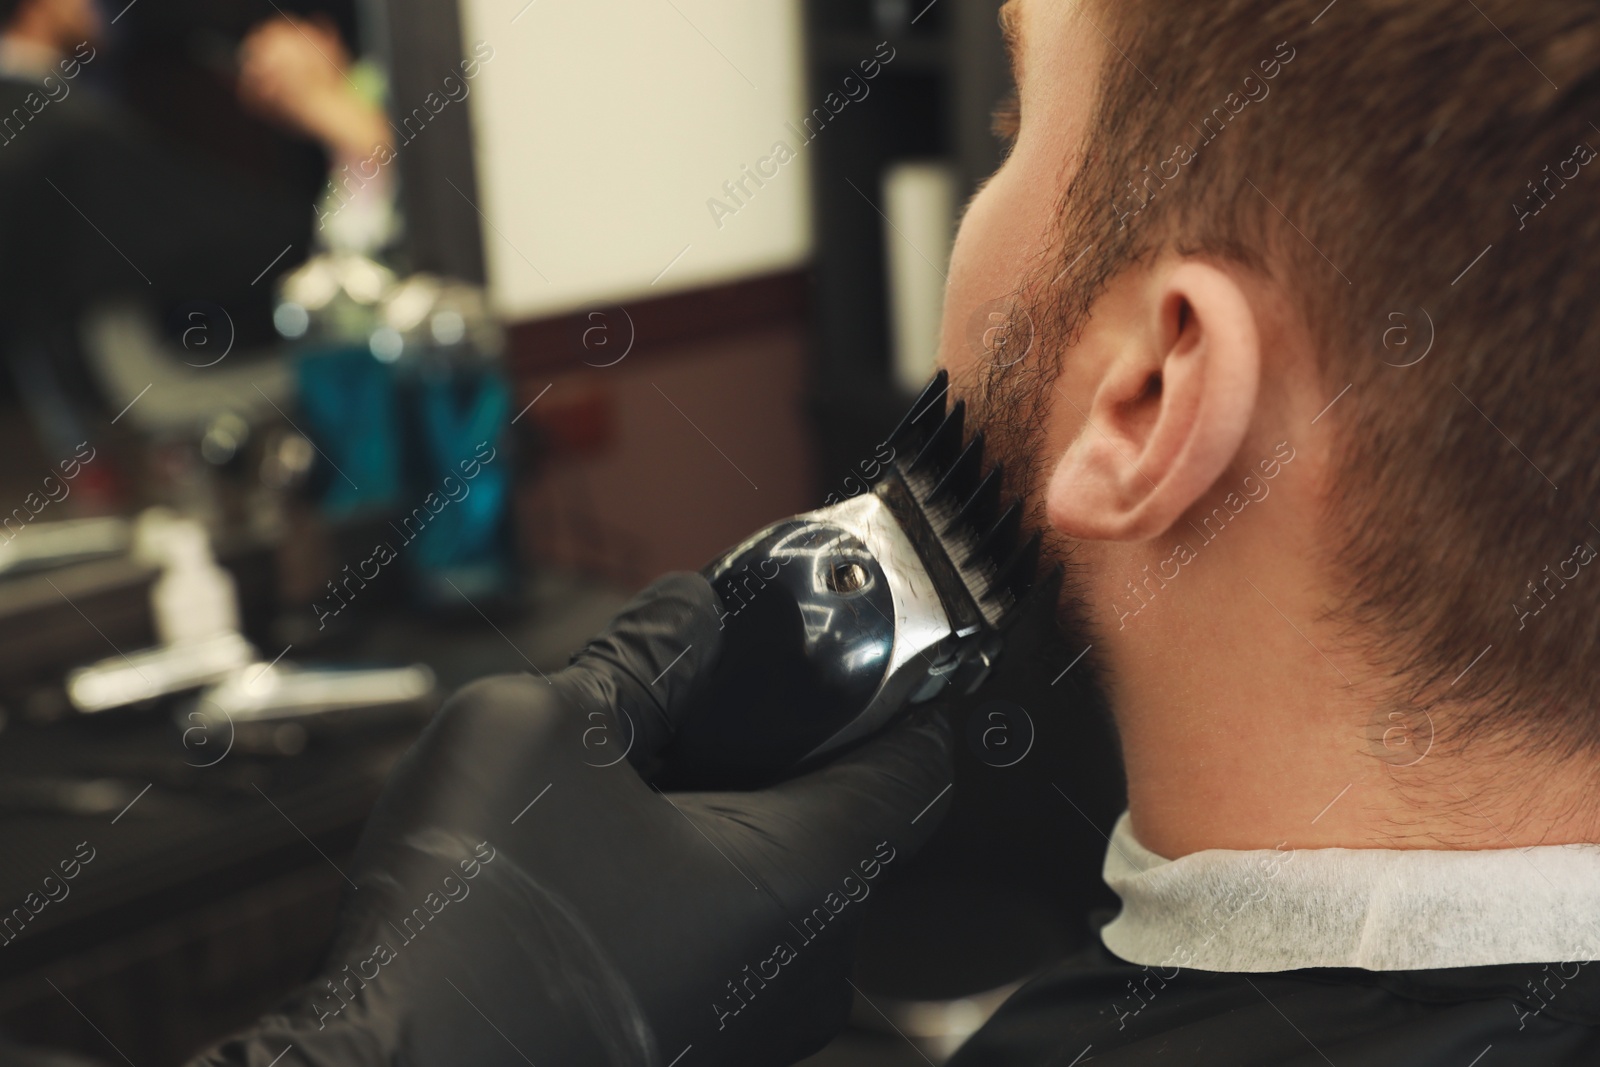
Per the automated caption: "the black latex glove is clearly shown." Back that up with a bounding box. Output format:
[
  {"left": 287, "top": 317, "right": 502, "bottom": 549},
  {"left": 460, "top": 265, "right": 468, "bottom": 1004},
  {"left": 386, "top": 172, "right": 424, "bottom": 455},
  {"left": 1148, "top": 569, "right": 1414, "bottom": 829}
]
[{"left": 190, "top": 573, "right": 953, "bottom": 1067}]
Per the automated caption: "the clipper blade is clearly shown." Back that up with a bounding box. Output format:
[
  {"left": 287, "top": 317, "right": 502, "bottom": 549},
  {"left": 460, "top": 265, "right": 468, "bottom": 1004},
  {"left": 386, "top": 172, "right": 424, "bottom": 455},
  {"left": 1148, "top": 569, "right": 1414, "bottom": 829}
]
[{"left": 875, "top": 369, "right": 1045, "bottom": 642}]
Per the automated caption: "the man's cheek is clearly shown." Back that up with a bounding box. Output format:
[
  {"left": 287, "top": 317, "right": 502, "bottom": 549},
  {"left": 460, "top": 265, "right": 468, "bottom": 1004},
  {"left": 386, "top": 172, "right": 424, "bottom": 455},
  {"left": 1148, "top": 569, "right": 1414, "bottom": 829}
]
[{"left": 937, "top": 172, "right": 1042, "bottom": 378}]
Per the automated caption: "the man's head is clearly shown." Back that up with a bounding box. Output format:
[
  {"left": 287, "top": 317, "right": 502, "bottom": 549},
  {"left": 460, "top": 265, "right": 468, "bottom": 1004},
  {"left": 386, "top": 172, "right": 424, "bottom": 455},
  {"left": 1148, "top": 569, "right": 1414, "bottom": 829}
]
[
  {"left": 941, "top": 0, "right": 1600, "bottom": 852},
  {"left": 1, "top": 0, "right": 101, "bottom": 50}
]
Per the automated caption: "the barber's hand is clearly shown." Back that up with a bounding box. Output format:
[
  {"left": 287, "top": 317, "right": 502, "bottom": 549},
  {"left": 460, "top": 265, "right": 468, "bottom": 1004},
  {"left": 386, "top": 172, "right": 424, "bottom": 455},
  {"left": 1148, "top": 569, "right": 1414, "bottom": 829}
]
[{"left": 190, "top": 573, "right": 953, "bottom": 1067}]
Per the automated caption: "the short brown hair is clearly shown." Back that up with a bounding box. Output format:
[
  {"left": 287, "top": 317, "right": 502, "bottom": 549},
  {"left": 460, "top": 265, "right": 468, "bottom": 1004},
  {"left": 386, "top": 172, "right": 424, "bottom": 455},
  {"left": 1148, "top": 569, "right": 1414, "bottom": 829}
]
[{"left": 1016, "top": 0, "right": 1600, "bottom": 755}]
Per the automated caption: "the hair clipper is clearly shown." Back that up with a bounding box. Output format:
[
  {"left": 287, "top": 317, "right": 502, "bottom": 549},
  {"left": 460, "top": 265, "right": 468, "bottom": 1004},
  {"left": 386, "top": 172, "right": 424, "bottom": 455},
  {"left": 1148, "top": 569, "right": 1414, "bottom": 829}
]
[{"left": 655, "top": 371, "right": 1050, "bottom": 788}]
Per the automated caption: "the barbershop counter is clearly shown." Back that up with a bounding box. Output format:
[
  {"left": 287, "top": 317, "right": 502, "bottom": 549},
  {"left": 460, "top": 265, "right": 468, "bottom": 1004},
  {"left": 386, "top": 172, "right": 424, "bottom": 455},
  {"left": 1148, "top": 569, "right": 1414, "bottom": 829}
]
[{"left": 0, "top": 559, "right": 627, "bottom": 1065}]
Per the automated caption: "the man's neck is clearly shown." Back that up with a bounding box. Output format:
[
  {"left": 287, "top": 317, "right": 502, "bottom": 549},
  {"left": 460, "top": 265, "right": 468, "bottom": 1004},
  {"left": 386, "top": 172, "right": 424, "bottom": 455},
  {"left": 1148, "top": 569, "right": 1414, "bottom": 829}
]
[
  {"left": 1092, "top": 477, "right": 1599, "bottom": 858},
  {"left": 1113, "top": 620, "right": 1600, "bottom": 857}
]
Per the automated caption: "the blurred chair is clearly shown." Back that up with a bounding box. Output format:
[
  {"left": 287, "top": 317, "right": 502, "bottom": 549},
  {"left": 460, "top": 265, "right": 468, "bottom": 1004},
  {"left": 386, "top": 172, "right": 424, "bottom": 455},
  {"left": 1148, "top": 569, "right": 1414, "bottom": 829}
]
[{"left": 79, "top": 302, "right": 294, "bottom": 439}]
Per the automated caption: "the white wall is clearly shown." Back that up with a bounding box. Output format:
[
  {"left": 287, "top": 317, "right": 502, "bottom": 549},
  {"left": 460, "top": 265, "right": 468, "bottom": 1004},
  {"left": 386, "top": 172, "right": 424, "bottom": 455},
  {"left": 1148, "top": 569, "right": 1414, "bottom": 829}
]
[{"left": 458, "top": 0, "right": 813, "bottom": 320}]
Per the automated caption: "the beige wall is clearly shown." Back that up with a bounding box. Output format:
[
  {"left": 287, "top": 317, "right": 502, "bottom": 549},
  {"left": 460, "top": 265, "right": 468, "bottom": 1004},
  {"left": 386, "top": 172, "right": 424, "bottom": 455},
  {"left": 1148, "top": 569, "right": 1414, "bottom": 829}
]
[{"left": 459, "top": 0, "right": 814, "bottom": 320}]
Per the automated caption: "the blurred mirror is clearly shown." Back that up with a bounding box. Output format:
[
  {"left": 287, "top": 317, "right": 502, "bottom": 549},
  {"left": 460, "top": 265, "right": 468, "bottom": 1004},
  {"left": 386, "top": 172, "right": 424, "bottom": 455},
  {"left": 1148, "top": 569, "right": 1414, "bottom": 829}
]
[{"left": 0, "top": 0, "right": 485, "bottom": 515}]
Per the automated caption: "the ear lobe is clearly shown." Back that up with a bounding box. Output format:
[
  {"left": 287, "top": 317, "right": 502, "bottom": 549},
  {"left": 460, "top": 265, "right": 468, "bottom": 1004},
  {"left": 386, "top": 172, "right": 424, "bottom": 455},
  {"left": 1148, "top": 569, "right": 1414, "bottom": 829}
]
[{"left": 1044, "top": 261, "right": 1261, "bottom": 542}]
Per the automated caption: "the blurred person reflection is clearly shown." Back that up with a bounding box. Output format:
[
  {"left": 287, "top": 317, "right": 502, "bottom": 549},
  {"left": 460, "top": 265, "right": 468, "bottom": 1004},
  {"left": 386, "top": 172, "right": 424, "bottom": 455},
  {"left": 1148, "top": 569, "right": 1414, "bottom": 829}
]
[{"left": 0, "top": 0, "right": 391, "bottom": 454}]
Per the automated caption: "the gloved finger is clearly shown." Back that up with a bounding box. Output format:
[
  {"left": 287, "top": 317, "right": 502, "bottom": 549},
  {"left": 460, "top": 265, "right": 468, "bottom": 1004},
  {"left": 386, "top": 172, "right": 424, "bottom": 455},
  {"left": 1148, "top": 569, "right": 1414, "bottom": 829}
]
[
  {"left": 730, "top": 709, "right": 955, "bottom": 885},
  {"left": 561, "top": 572, "right": 726, "bottom": 768}
]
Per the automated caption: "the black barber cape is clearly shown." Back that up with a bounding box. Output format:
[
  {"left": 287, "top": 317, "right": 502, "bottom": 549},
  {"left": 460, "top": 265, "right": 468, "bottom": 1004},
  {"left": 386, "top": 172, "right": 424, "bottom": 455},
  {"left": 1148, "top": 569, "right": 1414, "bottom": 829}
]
[{"left": 952, "top": 931, "right": 1600, "bottom": 1066}]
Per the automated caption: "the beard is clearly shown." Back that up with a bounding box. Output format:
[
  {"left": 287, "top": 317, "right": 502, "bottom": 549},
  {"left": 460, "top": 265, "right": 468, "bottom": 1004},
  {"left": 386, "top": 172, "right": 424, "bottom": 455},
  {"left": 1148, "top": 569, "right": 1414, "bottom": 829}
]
[{"left": 952, "top": 290, "right": 1102, "bottom": 688}]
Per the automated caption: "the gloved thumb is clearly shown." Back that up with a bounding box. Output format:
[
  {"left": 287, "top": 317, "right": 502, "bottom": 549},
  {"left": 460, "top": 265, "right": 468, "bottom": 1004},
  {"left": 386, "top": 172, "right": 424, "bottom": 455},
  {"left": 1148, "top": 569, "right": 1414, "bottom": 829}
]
[{"left": 562, "top": 572, "right": 725, "bottom": 768}]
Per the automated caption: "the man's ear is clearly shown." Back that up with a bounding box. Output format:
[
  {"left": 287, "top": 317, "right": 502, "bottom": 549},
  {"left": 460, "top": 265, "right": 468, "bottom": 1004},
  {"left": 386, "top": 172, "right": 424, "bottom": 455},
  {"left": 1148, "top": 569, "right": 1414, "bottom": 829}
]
[{"left": 1044, "top": 260, "right": 1261, "bottom": 541}]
